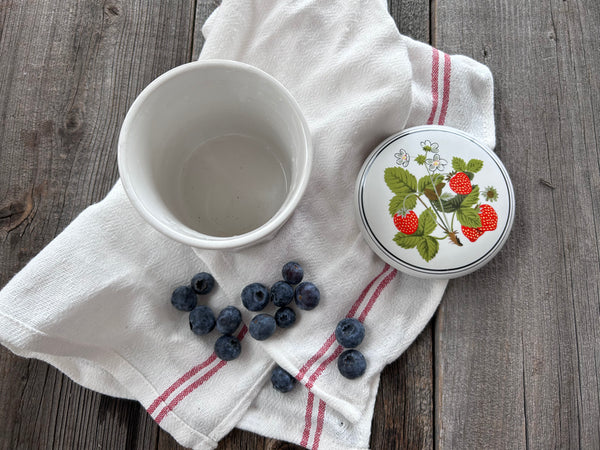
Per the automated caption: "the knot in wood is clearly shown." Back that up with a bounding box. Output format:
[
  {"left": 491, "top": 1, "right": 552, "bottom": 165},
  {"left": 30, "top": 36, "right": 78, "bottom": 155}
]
[
  {"left": 60, "top": 105, "right": 85, "bottom": 136},
  {"left": 104, "top": 3, "right": 121, "bottom": 17}
]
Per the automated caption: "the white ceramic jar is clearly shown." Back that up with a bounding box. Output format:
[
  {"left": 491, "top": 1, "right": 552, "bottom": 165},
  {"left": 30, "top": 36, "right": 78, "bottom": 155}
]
[{"left": 118, "top": 60, "right": 312, "bottom": 250}]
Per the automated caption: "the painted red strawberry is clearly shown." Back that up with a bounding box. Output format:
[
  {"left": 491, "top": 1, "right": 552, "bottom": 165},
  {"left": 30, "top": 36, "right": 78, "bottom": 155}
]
[
  {"left": 461, "top": 204, "right": 498, "bottom": 242},
  {"left": 479, "top": 204, "right": 498, "bottom": 231},
  {"left": 393, "top": 211, "right": 419, "bottom": 235},
  {"left": 449, "top": 172, "right": 472, "bottom": 195},
  {"left": 461, "top": 225, "right": 484, "bottom": 242}
]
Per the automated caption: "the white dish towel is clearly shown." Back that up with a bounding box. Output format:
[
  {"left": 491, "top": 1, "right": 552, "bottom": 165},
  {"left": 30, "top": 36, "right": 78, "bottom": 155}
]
[{"left": 0, "top": 0, "right": 495, "bottom": 448}]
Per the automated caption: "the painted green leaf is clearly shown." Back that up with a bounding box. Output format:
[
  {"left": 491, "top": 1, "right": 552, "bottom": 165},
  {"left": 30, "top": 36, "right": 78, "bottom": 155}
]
[
  {"left": 456, "top": 207, "right": 482, "bottom": 228},
  {"left": 452, "top": 157, "right": 467, "bottom": 172},
  {"left": 466, "top": 159, "right": 484, "bottom": 173},
  {"left": 460, "top": 185, "right": 480, "bottom": 208},
  {"left": 417, "top": 174, "right": 444, "bottom": 193},
  {"left": 388, "top": 192, "right": 417, "bottom": 216},
  {"left": 393, "top": 233, "right": 421, "bottom": 249},
  {"left": 417, "top": 176, "right": 429, "bottom": 194},
  {"left": 415, "top": 154, "right": 426, "bottom": 165},
  {"left": 417, "top": 208, "right": 437, "bottom": 236},
  {"left": 465, "top": 171, "right": 475, "bottom": 180},
  {"left": 446, "top": 195, "right": 465, "bottom": 211},
  {"left": 431, "top": 195, "right": 463, "bottom": 213},
  {"left": 384, "top": 167, "right": 417, "bottom": 194},
  {"left": 417, "top": 236, "right": 439, "bottom": 262}
]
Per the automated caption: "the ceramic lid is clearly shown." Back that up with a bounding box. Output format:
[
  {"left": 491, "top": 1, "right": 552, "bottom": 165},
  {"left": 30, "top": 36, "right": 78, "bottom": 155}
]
[{"left": 355, "top": 125, "right": 515, "bottom": 279}]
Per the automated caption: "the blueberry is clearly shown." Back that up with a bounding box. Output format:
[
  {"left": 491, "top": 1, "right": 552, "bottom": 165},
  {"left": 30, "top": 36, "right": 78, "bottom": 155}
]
[
  {"left": 270, "top": 281, "right": 294, "bottom": 307},
  {"left": 271, "top": 365, "right": 296, "bottom": 393},
  {"left": 274, "top": 307, "right": 296, "bottom": 328},
  {"left": 189, "top": 305, "right": 216, "bottom": 335},
  {"left": 171, "top": 286, "right": 197, "bottom": 311},
  {"left": 337, "top": 349, "right": 367, "bottom": 379},
  {"left": 241, "top": 283, "right": 270, "bottom": 311},
  {"left": 335, "top": 318, "right": 365, "bottom": 348},
  {"left": 191, "top": 272, "right": 215, "bottom": 295},
  {"left": 282, "top": 261, "right": 303, "bottom": 285},
  {"left": 216, "top": 306, "right": 242, "bottom": 335},
  {"left": 249, "top": 314, "right": 276, "bottom": 340},
  {"left": 214, "top": 335, "right": 242, "bottom": 361},
  {"left": 294, "top": 282, "right": 320, "bottom": 310}
]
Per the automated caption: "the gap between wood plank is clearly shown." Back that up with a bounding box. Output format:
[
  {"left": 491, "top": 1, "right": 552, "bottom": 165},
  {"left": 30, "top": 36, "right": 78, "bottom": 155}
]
[
  {"left": 189, "top": 0, "right": 199, "bottom": 62},
  {"left": 430, "top": 0, "right": 437, "bottom": 47}
]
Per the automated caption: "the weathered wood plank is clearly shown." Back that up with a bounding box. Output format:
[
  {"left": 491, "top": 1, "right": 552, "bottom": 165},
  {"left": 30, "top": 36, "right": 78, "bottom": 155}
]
[
  {"left": 370, "top": 3, "right": 435, "bottom": 450},
  {"left": 435, "top": 0, "right": 600, "bottom": 448},
  {"left": 189, "top": 0, "right": 434, "bottom": 448},
  {"left": 371, "top": 331, "right": 434, "bottom": 449},
  {"left": 187, "top": 1, "right": 433, "bottom": 449},
  {"left": 0, "top": 0, "right": 195, "bottom": 448},
  {"left": 388, "top": 0, "right": 431, "bottom": 46},
  {"left": 192, "top": 0, "right": 222, "bottom": 61},
  {"left": 190, "top": 2, "right": 292, "bottom": 448}
]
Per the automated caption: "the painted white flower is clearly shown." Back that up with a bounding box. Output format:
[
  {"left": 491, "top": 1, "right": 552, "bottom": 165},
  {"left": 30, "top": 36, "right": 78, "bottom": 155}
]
[
  {"left": 394, "top": 149, "right": 410, "bottom": 167},
  {"left": 420, "top": 140, "right": 439, "bottom": 153},
  {"left": 425, "top": 153, "right": 447, "bottom": 172}
]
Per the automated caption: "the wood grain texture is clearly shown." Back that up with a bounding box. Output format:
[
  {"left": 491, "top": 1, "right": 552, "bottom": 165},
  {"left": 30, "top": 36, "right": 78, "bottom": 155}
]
[
  {"left": 192, "top": 0, "right": 223, "bottom": 61},
  {"left": 371, "top": 3, "right": 435, "bottom": 450},
  {"left": 388, "top": 0, "right": 432, "bottom": 46},
  {"left": 0, "top": 0, "right": 195, "bottom": 448},
  {"left": 434, "top": 0, "right": 600, "bottom": 448}
]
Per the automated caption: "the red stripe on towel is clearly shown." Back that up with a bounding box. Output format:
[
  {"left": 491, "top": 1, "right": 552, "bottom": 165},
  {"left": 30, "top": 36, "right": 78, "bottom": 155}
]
[
  {"left": 358, "top": 269, "right": 398, "bottom": 323},
  {"left": 305, "top": 346, "right": 344, "bottom": 390},
  {"left": 300, "top": 391, "right": 315, "bottom": 447},
  {"left": 438, "top": 53, "right": 452, "bottom": 125},
  {"left": 152, "top": 325, "right": 248, "bottom": 423},
  {"left": 312, "top": 400, "right": 327, "bottom": 450},
  {"left": 295, "top": 333, "right": 337, "bottom": 382},
  {"left": 295, "top": 264, "right": 391, "bottom": 382},
  {"left": 299, "top": 268, "right": 397, "bottom": 445},
  {"left": 155, "top": 360, "right": 227, "bottom": 424},
  {"left": 147, "top": 354, "right": 218, "bottom": 415},
  {"left": 346, "top": 263, "right": 391, "bottom": 318},
  {"left": 305, "top": 269, "right": 398, "bottom": 391},
  {"left": 427, "top": 48, "right": 440, "bottom": 125}
]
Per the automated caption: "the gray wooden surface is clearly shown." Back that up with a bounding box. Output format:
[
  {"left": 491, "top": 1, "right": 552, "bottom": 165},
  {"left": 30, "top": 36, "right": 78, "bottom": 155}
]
[{"left": 0, "top": 0, "right": 598, "bottom": 449}]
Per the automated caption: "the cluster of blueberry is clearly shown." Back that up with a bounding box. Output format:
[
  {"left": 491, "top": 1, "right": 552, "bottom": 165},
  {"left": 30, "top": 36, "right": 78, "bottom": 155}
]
[
  {"left": 335, "top": 318, "right": 367, "bottom": 379},
  {"left": 242, "top": 261, "right": 319, "bottom": 341},
  {"left": 171, "top": 272, "right": 244, "bottom": 361},
  {"left": 170, "top": 263, "right": 365, "bottom": 393},
  {"left": 241, "top": 262, "right": 319, "bottom": 393}
]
